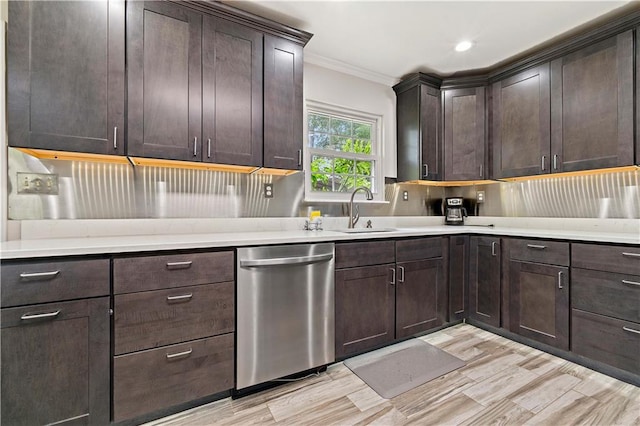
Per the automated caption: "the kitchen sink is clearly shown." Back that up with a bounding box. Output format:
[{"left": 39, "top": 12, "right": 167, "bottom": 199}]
[{"left": 335, "top": 228, "right": 398, "bottom": 234}]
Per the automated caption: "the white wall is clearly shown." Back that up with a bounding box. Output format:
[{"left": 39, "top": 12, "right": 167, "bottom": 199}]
[
  {"left": 303, "top": 62, "right": 397, "bottom": 178},
  {"left": 1, "top": 3, "right": 8, "bottom": 241}
]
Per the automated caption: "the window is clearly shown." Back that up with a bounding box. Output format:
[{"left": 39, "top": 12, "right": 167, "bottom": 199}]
[{"left": 305, "top": 101, "right": 383, "bottom": 202}]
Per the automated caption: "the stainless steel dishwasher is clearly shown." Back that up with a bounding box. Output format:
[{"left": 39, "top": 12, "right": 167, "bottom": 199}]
[{"left": 236, "top": 243, "right": 335, "bottom": 390}]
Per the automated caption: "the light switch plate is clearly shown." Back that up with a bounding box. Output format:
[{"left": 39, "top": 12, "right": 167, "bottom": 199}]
[
  {"left": 17, "top": 173, "right": 59, "bottom": 195},
  {"left": 476, "top": 191, "right": 485, "bottom": 203},
  {"left": 402, "top": 191, "right": 409, "bottom": 201}
]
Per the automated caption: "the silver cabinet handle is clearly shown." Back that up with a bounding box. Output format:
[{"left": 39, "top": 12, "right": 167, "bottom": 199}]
[
  {"left": 21, "top": 310, "right": 61, "bottom": 321},
  {"left": 166, "top": 293, "right": 193, "bottom": 302},
  {"left": 423, "top": 164, "right": 429, "bottom": 178},
  {"left": 390, "top": 267, "right": 396, "bottom": 285},
  {"left": 20, "top": 270, "right": 60, "bottom": 280},
  {"left": 558, "top": 271, "right": 564, "bottom": 289},
  {"left": 166, "top": 348, "right": 193, "bottom": 360},
  {"left": 541, "top": 155, "right": 546, "bottom": 171},
  {"left": 114, "top": 126, "right": 118, "bottom": 150},
  {"left": 479, "top": 164, "right": 483, "bottom": 178},
  {"left": 622, "top": 326, "right": 640, "bottom": 335},
  {"left": 166, "top": 261, "right": 193, "bottom": 270},
  {"left": 621, "top": 279, "right": 640, "bottom": 286},
  {"left": 622, "top": 252, "right": 640, "bottom": 258},
  {"left": 207, "top": 138, "right": 212, "bottom": 158},
  {"left": 193, "top": 137, "right": 198, "bottom": 156},
  {"left": 297, "top": 149, "right": 302, "bottom": 167},
  {"left": 240, "top": 253, "right": 333, "bottom": 268},
  {"left": 527, "top": 244, "right": 547, "bottom": 250},
  {"left": 553, "top": 154, "right": 558, "bottom": 170},
  {"left": 398, "top": 266, "right": 405, "bottom": 283},
  {"left": 491, "top": 241, "right": 497, "bottom": 256}
]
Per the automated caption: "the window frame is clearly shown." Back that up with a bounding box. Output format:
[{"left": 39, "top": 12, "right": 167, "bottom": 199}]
[{"left": 304, "top": 100, "right": 385, "bottom": 203}]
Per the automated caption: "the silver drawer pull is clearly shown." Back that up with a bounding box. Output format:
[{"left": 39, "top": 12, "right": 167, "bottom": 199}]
[
  {"left": 398, "top": 266, "right": 405, "bottom": 283},
  {"left": 166, "top": 293, "right": 193, "bottom": 302},
  {"left": 622, "top": 327, "right": 640, "bottom": 335},
  {"left": 21, "top": 310, "right": 61, "bottom": 321},
  {"left": 19, "top": 270, "right": 60, "bottom": 280},
  {"left": 527, "top": 244, "right": 547, "bottom": 250},
  {"left": 166, "top": 261, "right": 193, "bottom": 270},
  {"left": 621, "top": 279, "right": 640, "bottom": 287},
  {"left": 166, "top": 348, "right": 193, "bottom": 360},
  {"left": 558, "top": 271, "right": 564, "bottom": 289},
  {"left": 622, "top": 252, "right": 640, "bottom": 258}
]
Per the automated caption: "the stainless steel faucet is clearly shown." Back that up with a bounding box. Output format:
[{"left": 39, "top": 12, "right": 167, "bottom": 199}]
[{"left": 348, "top": 186, "right": 373, "bottom": 228}]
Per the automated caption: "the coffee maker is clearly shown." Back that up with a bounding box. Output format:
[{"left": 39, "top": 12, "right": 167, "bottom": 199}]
[{"left": 444, "top": 197, "right": 467, "bottom": 225}]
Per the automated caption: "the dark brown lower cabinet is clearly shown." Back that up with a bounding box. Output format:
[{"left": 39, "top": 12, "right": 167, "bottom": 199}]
[
  {"left": 449, "top": 235, "right": 469, "bottom": 321},
  {"left": 396, "top": 257, "right": 446, "bottom": 339},
  {"left": 468, "top": 236, "right": 501, "bottom": 327},
  {"left": 335, "top": 264, "right": 395, "bottom": 358},
  {"left": 572, "top": 309, "right": 639, "bottom": 375},
  {"left": 1, "top": 297, "right": 110, "bottom": 426},
  {"left": 113, "top": 333, "right": 234, "bottom": 422},
  {"left": 509, "top": 261, "right": 569, "bottom": 350}
]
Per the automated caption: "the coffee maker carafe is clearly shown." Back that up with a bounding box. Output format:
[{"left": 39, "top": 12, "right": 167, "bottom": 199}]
[{"left": 444, "top": 197, "right": 467, "bottom": 225}]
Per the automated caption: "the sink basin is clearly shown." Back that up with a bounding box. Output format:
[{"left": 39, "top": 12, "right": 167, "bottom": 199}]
[{"left": 335, "top": 228, "right": 398, "bottom": 234}]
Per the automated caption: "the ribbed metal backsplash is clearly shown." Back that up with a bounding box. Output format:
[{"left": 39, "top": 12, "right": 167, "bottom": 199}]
[{"left": 6, "top": 148, "right": 639, "bottom": 219}]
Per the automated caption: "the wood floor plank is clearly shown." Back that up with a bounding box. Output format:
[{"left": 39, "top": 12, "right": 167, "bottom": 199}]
[
  {"left": 347, "top": 386, "right": 388, "bottom": 412},
  {"left": 509, "top": 370, "right": 582, "bottom": 413},
  {"left": 459, "top": 399, "right": 534, "bottom": 426},
  {"left": 404, "top": 393, "right": 485, "bottom": 425},
  {"left": 463, "top": 365, "right": 538, "bottom": 406}
]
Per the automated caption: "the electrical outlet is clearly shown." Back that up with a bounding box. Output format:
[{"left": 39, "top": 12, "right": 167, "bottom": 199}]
[
  {"left": 476, "top": 191, "right": 485, "bottom": 204},
  {"left": 402, "top": 190, "right": 409, "bottom": 201},
  {"left": 17, "top": 173, "right": 59, "bottom": 195},
  {"left": 264, "top": 183, "right": 274, "bottom": 198}
]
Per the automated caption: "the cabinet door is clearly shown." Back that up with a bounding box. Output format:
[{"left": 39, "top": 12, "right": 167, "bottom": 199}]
[
  {"left": 443, "top": 87, "right": 486, "bottom": 180},
  {"left": 397, "top": 85, "right": 441, "bottom": 181},
  {"left": 264, "top": 35, "right": 303, "bottom": 170},
  {"left": 8, "top": 0, "right": 125, "bottom": 155},
  {"left": 1, "top": 298, "right": 110, "bottom": 426},
  {"left": 396, "top": 258, "right": 446, "bottom": 338},
  {"left": 469, "top": 236, "right": 501, "bottom": 327},
  {"left": 509, "top": 261, "right": 569, "bottom": 350},
  {"left": 449, "top": 235, "right": 469, "bottom": 321},
  {"left": 636, "top": 26, "right": 640, "bottom": 166},
  {"left": 203, "top": 17, "right": 263, "bottom": 167},
  {"left": 551, "top": 31, "right": 633, "bottom": 172},
  {"left": 492, "top": 64, "right": 551, "bottom": 178},
  {"left": 127, "top": 1, "right": 202, "bottom": 161},
  {"left": 335, "top": 264, "right": 395, "bottom": 358}
]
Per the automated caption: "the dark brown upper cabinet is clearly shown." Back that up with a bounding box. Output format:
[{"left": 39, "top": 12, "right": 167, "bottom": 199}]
[
  {"left": 492, "top": 65, "right": 551, "bottom": 179},
  {"left": 127, "top": 1, "right": 203, "bottom": 161},
  {"left": 8, "top": 0, "right": 125, "bottom": 155},
  {"left": 395, "top": 80, "right": 442, "bottom": 181},
  {"left": 635, "top": 26, "right": 640, "bottom": 166},
  {"left": 203, "top": 17, "right": 263, "bottom": 166},
  {"left": 550, "top": 31, "right": 634, "bottom": 172},
  {"left": 443, "top": 87, "right": 486, "bottom": 180},
  {"left": 264, "top": 36, "right": 304, "bottom": 170}
]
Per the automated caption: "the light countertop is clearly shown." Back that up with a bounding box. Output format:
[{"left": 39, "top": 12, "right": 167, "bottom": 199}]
[{"left": 1, "top": 217, "right": 638, "bottom": 260}]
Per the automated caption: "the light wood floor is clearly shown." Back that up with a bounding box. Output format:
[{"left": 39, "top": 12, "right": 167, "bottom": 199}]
[{"left": 147, "top": 324, "right": 639, "bottom": 425}]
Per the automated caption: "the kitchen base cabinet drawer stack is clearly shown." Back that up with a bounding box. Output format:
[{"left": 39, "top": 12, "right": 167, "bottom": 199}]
[
  {"left": 0, "top": 258, "right": 110, "bottom": 426},
  {"left": 112, "top": 251, "right": 235, "bottom": 422},
  {"left": 571, "top": 244, "right": 640, "bottom": 376}
]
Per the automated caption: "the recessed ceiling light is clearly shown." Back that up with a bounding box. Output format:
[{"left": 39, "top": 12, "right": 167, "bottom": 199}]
[{"left": 455, "top": 41, "right": 473, "bottom": 52}]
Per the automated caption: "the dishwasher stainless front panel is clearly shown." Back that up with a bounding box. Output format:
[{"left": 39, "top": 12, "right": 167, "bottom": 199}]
[{"left": 236, "top": 243, "right": 335, "bottom": 390}]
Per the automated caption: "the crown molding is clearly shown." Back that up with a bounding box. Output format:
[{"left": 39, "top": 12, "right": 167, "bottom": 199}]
[{"left": 304, "top": 52, "right": 400, "bottom": 87}]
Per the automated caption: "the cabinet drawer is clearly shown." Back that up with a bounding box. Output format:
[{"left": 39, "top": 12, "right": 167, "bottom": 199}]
[
  {"left": 396, "top": 237, "right": 443, "bottom": 262},
  {"left": 572, "top": 243, "right": 640, "bottom": 275},
  {"left": 509, "top": 239, "right": 569, "bottom": 266},
  {"left": 572, "top": 309, "right": 640, "bottom": 375},
  {"left": 572, "top": 268, "right": 640, "bottom": 323},
  {"left": 114, "top": 281, "right": 234, "bottom": 355},
  {"left": 1, "top": 258, "right": 110, "bottom": 307},
  {"left": 113, "top": 333, "right": 234, "bottom": 422},
  {"left": 113, "top": 251, "right": 234, "bottom": 294},
  {"left": 335, "top": 240, "right": 395, "bottom": 269}
]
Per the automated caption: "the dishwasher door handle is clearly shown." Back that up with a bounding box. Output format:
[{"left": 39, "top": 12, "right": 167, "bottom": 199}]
[{"left": 240, "top": 253, "right": 334, "bottom": 268}]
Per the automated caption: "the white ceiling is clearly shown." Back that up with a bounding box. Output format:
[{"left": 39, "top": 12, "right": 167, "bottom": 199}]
[{"left": 224, "top": 1, "right": 635, "bottom": 84}]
